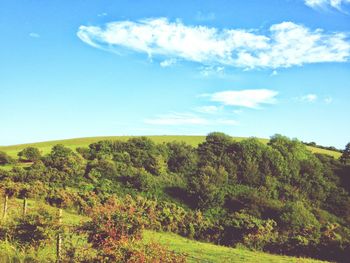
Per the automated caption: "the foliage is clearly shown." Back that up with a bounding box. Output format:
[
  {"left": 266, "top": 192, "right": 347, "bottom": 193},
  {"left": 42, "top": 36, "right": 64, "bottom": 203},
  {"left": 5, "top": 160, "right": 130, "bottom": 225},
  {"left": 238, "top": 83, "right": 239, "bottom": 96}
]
[
  {"left": 0, "top": 133, "right": 349, "bottom": 262},
  {"left": 340, "top": 142, "right": 350, "bottom": 165},
  {"left": 82, "top": 197, "right": 186, "bottom": 262},
  {"left": 6, "top": 207, "right": 57, "bottom": 249},
  {"left": 0, "top": 151, "right": 13, "bottom": 165},
  {"left": 17, "top": 147, "right": 41, "bottom": 162}
]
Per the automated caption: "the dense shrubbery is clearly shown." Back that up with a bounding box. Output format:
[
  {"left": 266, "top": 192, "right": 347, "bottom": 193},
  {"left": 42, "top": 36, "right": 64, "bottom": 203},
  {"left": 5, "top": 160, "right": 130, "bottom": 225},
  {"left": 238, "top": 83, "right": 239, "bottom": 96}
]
[
  {"left": 82, "top": 197, "right": 186, "bottom": 262},
  {"left": 0, "top": 133, "right": 350, "bottom": 262}
]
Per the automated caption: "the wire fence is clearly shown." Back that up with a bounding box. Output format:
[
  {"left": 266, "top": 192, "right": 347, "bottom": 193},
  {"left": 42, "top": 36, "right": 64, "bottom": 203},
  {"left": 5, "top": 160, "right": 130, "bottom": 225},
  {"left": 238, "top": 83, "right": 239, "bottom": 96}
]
[{"left": 0, "top": 197, "right": 218, "bottom": 263}]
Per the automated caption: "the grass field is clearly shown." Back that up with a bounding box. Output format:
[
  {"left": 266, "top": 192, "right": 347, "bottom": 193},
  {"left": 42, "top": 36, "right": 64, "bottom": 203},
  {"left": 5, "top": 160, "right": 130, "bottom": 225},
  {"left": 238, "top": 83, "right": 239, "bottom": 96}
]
[
  {"left": 0, "top": 135, "right": 341, "bottom": 159},
  {"left": 0, "top": 197, "right": 326, "bottom": 263},
  {"left": 143, "top": 231, "right": 325, "bottom": 263}
]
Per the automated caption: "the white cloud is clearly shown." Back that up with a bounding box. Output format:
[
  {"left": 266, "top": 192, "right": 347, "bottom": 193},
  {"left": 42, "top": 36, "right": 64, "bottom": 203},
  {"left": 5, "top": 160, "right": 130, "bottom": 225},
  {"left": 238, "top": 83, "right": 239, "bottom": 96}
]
[
  {"left": 209, "top": 89, "right": 278, "bottom": 108},
  {"left": 300, "top": 94, "right": 318, "bottom": 102},
  {"left": 77, "top": 18, "right": 350, "bottom": 69},
  {"left": 200, "top": 66, "right": 225, "bottom": 76},
  {"left": 271, "top": 70, "right": 278, "bottom": 76},
  {"left": 98, "top": 12, "right": 108, "bottom": 17},
  {"left": 160, "top": 58, "right": 177, "bottom": 67},
  {"left": 29, "top": 32, "right": 40, "bottom": 38},
  {"left": 144, "top": 113, "right": 208, "bottom": 125},
  {"left": 195, "top": 105, "right": 221, "bottom": 114},
  {"left": 305, "top": 0, "right": 350, "bottom": 11}
]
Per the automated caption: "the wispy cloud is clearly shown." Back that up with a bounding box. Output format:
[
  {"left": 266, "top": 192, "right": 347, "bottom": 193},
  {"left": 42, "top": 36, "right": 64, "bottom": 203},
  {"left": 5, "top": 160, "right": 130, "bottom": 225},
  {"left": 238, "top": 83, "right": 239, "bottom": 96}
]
[
  {"left": 29, "top": 32, "right": 40, "bottom": 38},
  {"left": 208, "top": 89, "right": 278, "bottom": 108},
  {"left": 200, "top": 66, "right": 225, "bottom": 76},
  {"left": 194, "top": 105, "right": 221, "bottom": 114},
  {"left": 98, "top": 12, "right": 108, "bottom": 17},
  {"left": 304, "top": 0, "right": 350, "bottom": 11},
  {"left": 160, "top": 58, "right": 177, "bottom": 67},
  {"left": 77, "top": 18, "right": 350, "bottom": 69},
  {"left": 299, "top": 94, "right": 318, "bottom": 102}
]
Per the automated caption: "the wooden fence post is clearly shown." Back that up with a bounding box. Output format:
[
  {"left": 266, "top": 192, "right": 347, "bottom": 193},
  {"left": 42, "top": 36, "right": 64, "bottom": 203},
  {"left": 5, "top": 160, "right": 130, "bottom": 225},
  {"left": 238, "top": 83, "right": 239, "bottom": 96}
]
[
  {"left": 2, "top": 195, "right": 8, "bottom": 220},
  {"left": 56, "top": 208, "right": 62, "bottom": 262},
  {"left": 23, "top": 198, "right": 27, "bottom": 217}
]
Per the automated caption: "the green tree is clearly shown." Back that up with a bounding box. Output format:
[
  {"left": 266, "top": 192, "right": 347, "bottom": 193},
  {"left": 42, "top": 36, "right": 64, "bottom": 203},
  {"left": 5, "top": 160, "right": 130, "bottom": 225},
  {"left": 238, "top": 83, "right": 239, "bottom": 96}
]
[
  {"left": 0, "top": 151, "right": 13, "bottom": 165},
  {"left": 340, "top": 143, "right": 350, "bottom": 165},
  {"left": 197, "top": 132, "right": 236, "bottom": 181},
  {"left": 18, "top": 147, "right": 41, "bottom": 162},
  {"left": 42, "top": 144, "right": 84, "bottom": 187},
  {"left": 167, "top": 141, "right": 197, "bottom": 174},
  {"left": 280, "top": 201, "right": 320, "bottom": 232},
  {"left": 188, "top": 165, "right": 228, "bottom": 209}
]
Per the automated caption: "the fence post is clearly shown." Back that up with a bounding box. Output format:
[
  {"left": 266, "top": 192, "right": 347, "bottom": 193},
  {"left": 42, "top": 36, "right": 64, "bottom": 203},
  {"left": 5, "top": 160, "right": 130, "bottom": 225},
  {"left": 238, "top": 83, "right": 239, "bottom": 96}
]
[
  {"left": 56, "top": 208, "right": 62, "bottom": 262},
  {"left": 23, "top": 198, "right": 27, "bottom": 217},
  {"left": 2, "top": 195, "right": 8, "bottom": 220}
]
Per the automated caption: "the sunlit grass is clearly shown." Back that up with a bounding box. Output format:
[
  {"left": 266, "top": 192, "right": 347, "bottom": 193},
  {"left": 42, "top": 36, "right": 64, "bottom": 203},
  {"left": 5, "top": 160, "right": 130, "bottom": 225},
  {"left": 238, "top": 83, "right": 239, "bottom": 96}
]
[
  {"left": 0, "top": 135, "right": 341, "bottom": 159},
  {"left": 0, "top": 197, "right": 328, "bottom": 262},
  {"left": 143, "top": 230, "right": 326, "bottom": 263}
]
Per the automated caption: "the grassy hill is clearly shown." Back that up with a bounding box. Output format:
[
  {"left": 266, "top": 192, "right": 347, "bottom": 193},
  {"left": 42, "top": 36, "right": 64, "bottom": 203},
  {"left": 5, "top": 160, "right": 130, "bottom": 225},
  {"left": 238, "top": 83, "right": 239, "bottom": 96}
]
[
  {"left": 0, "top": 197, "right": 326, "bottom": 263},
  {"left": 143, "top": 231, "right": 325, "bottom": 263},
  {"left": 0, "top": 135, "right": 341, "bottom": 159}
]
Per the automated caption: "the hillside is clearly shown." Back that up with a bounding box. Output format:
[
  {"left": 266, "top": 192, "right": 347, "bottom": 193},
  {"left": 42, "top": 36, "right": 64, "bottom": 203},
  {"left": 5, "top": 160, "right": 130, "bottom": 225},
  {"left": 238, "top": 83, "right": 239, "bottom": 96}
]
[
  {"left": 143, "top": 231, "right": 325, "bottom": 263},
  {"left": 0, "top": 133, "right": 348, "bottom": 262},
  {"left": 0, "top": 197, "right": 326, "bottom": 263},
  {"left": 0, "top": 135, "right": 341, "bottom": 159}
]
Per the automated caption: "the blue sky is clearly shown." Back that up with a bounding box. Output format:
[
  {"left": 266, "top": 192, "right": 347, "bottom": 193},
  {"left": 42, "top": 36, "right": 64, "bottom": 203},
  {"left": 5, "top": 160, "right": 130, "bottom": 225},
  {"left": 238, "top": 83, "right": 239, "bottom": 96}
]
[{"left": 0, "top": 0, "right": 349, "bottom": 148}]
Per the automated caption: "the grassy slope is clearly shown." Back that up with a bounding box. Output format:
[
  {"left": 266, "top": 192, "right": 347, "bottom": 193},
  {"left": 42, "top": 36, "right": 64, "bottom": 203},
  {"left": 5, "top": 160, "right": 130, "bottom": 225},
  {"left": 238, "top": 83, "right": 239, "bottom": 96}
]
[
  {"left": 0, "top": 135, "right": 341, "bottom": 159},
  {"left": 143, "top": 231, "right": 325, "bottom": 263},
  {"left": 0, "top": 197, "right": 326, "bottom": 263}
]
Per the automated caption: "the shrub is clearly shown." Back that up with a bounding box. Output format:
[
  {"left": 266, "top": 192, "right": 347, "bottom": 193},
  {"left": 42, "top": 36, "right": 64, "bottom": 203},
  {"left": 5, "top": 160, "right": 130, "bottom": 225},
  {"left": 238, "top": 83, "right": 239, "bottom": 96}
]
[
  {"left": 11, "top": 207, "right": 57, "bottom": 248},
  {"left": 82, "top": 197, "right": 186, "bottom": 262},
  {"left": 0, "top": 151, "right": 13, "bottom": 165},
  {"left": 18, "top": 147, "right": 41, "bottom": 162}
]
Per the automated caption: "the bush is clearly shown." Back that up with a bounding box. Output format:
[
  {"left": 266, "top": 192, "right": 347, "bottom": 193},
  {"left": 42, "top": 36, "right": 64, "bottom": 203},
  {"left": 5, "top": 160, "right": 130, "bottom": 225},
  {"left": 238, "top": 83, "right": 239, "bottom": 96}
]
[
  {"left": 82, "top": 197, "right": 186, "bottom": 262},
  {"left": 0, "top": 151, "right": 13, "bottom": 165},
  {"left": 11, "top": 207, "right": 57, "bottom": 248},
  {"left": 18, "top": 147, "right": 41, "bottom": 162}
]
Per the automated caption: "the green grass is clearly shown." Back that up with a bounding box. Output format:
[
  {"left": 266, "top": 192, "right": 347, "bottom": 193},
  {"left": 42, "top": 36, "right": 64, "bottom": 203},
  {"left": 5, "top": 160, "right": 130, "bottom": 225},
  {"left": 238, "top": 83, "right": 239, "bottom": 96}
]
[
  {"left": 143, "top": 230, "right": 325, "bottom": 263},
  {"left": 0, "top": 135, "right": 341, "bottom": 159},
  {"left": 0, "top": 197, "right": 327, "bottom": 263}
]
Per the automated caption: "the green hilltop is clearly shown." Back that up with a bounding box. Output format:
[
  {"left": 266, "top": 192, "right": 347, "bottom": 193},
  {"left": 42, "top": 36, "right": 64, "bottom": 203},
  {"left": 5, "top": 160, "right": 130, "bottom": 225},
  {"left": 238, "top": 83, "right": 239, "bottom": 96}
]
[{"left": 0, "top": 135, "right": 341, "bottom": 159}]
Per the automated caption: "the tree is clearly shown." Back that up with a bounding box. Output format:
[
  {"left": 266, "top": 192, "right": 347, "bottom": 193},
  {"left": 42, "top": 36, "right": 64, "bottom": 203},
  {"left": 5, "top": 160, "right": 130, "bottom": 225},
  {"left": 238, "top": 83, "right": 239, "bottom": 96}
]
[
  {"left": 188, "top": 165, "right": 228, "bottom": 209},
  {"left": 280, "top": 201, "right": 320, "bottom": 232},
  {"left": 197, "top": 132, "right": 236, "bottom": 181},
  {"left": 43, "top": 144, "right": 84, "bottom": 176},
  {"left": 340, "top": 143, "right": 350, "bottom": 165},
  {"left": 167, "top": 141, "right": 197, "bottom": 175},
  {"left": 0, "top": 151, "right": 13, "bottom": 165},
  {"left": 18, "top": 147, "right": 41, "bottom": 162}
]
